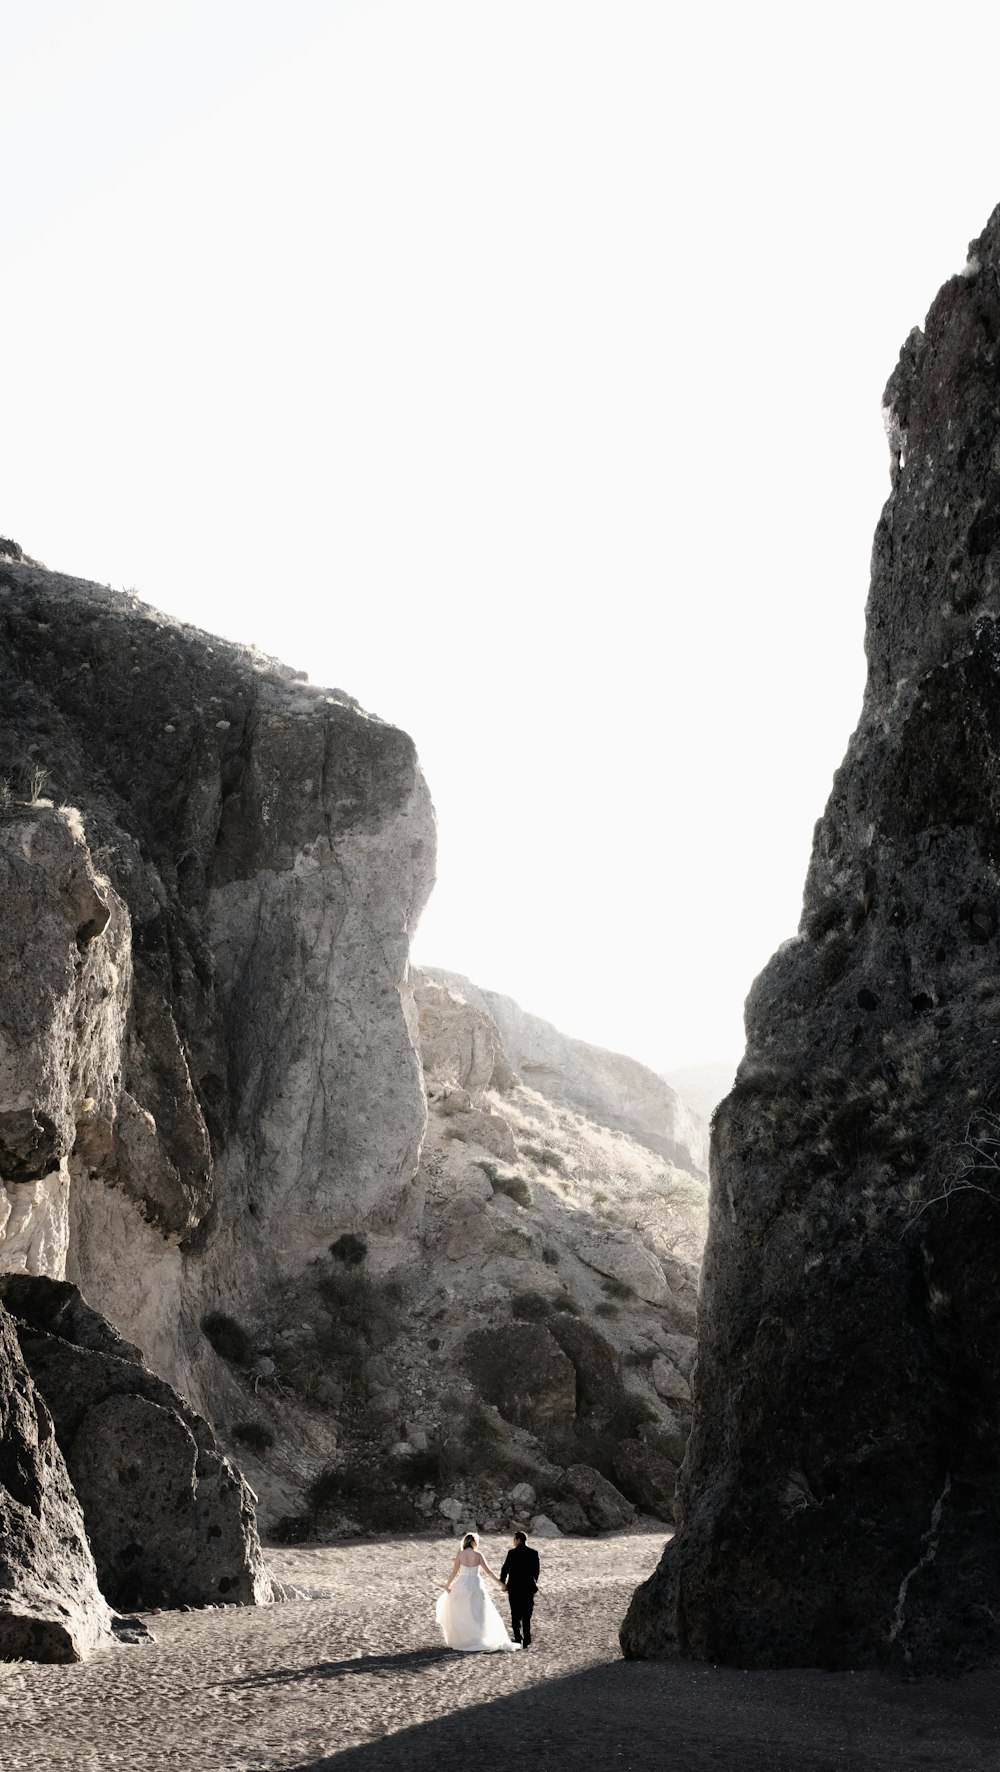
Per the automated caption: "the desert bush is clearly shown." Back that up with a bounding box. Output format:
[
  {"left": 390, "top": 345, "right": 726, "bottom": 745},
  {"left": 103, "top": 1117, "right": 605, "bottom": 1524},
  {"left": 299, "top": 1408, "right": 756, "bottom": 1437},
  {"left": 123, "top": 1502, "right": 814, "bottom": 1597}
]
[
  {"left": 623, "top": 1348, "right": 657, "bottom": 1369},
  {"left": 232, "top": 1419, "right": 275, "bottom": 1453},
  {"left": 490, "top": 1173, "right": 533, "bottom": 1208},
  {"left": 594, "top": 1300, "right": 618, "bottom": 1318},
  {"left": 511, "top": 1289, "right": 553, "bottom": 1321},
  {"left": 307, "top": 1463, "right": 369, "bottom": 1513},
  {"left": 316, "top": 1266, "right": 401, "bottom": 1345},
  {"left": 329, "top": 1232, "right": 368, "bottom": 1266},
  {"left": 397, "top": 1446, "right": 441, "bottom": 1487},
  {"left": 201, "top": 1311, "right": 252, "bottom": 1367},
  {"left": 650, "top": 1171, "right": 708, "bottom": 1210},
  {"left": 520, "top": 1143, "right": 568, "bottom": 1173},
  {"left": 542, "top": 1245, "right": 560, "bottom": 1266},
  {"left": 472, "top": 1159, "right": 500, "bottom": 1184},
  {"left": 553, "top": 1293, "right": 581, "bottom": 1314},
  {"left": 609, "top": 1395, "right": 658, "bottom": 1438},
  {"left": 601, "top": 1276, "right": 635, "bottom": 1301}
]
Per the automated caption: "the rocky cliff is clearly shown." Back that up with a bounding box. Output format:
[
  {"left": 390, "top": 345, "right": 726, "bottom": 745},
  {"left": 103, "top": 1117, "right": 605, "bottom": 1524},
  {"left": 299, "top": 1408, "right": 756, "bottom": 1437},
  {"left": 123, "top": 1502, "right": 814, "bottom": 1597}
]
[
  {"left": 0, "top": 553, "right": 433, "bottom": 1415},
  {"left": 422, "top": 969, "right": 709, "bottom": 1177},
  {"left": 623, "top": 203, "right": 1000, "bottom": 1672},
  {"left": 0, "top": 548, "right": 708, "bottom": 1652}
]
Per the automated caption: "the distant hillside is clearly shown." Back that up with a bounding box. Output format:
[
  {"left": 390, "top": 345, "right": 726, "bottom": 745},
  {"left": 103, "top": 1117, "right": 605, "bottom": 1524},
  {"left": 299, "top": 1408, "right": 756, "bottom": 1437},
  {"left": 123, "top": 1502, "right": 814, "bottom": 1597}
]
[
  {"left": 663, "top": 1061, "right": 738, "bottom": 1126},
  {"left": 422, "top": 968, "right": 709, "bottom": 1179}
]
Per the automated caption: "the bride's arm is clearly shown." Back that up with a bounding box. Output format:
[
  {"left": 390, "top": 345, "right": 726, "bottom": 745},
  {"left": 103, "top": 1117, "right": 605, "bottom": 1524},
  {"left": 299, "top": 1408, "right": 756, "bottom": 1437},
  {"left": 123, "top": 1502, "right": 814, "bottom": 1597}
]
[
  {"left": 478, "top": 1556, "right": 503, "bottom": 1583},
  {"left": 444, "top": 1553, "right": 461, "bottom": 1592}
]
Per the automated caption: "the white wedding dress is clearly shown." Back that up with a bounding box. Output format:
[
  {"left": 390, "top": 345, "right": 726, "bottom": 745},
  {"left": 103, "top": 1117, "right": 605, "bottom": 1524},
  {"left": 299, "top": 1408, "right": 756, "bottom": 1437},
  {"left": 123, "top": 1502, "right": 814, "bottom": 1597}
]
[{"left": 435, "top": 1561, "right": 520, "bottom": 1652}]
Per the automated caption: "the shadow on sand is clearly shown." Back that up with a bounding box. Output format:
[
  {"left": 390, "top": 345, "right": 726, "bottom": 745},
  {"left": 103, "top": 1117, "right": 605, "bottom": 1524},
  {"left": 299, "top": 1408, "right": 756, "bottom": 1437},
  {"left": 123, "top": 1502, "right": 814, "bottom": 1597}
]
[
  {"left": 276, "top": 1652, "right": 1000, "bottom": 1772},
  {"left": 221, "top": 1645, "right": 453, "bottom": 1689}
]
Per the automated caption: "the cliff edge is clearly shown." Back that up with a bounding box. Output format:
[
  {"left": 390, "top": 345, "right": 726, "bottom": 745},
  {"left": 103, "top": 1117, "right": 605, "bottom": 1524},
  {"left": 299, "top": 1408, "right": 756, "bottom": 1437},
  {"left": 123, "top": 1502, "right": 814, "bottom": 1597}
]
[{"left": 623, "top": 203, "right": 1000, "bottom": 1672}]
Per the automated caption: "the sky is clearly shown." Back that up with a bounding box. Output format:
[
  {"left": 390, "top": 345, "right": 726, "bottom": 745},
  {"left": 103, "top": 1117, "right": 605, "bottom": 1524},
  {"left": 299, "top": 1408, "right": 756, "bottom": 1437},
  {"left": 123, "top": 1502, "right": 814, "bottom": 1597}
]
[{"left": 4, "top": 1, "right": 1000, "bottom": 1073}]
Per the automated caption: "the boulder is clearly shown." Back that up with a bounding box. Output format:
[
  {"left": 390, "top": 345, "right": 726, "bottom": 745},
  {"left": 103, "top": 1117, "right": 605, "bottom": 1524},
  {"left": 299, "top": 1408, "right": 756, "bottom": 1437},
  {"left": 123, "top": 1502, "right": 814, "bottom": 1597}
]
[
  {"left": 651, "top": 1357, "right": 691, "bottom": 1403},
  {"left": 414, "top": 974, "right": 514, "bottom": 1094},
  {"left": 442, "top": 1106, "right": 518, "bottom": 1163},
  {"left": 572, "top": 1231, "right": 668, "bottom": 1306},
  {"left": 529, "top": 1513, "right": 562, "bottom": 1538},
  {"left": 548, "top": 1316, "right": 622, "bottom": 1417},
  {"left": 464, "top": 1324, "right": 576, "bottom": 1436},
  {"left": 558, "top": 1464, "right": 635, "bottom": 1532},
  {"left": 612, "top": 1439, "right": 679, "bottom": 1519},
  {"left": 545, "top": 1497, "right": 592, "bottom": 1535},
  {"left": 623, "top": 203, "right": 1000, "bottom": 1673},
  {"left": 0, "top": 1301, "right": 114, "bottom": 1661},
  {"left": 509, "top": 1481, "right": 536, "bottom": 1510},
  {"left": 659, "top": 1333, "right": 697, "bottom": 1382},
  {"left": 0, "top": 1276, "right": 271, "bottom": 1610}
]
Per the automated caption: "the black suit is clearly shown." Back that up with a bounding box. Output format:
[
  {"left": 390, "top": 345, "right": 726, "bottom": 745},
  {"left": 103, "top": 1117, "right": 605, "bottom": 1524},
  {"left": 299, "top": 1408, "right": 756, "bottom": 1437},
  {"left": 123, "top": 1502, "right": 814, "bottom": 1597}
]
[{"left": 499, "top": 1543, "right": 540, "bottom": 1645}]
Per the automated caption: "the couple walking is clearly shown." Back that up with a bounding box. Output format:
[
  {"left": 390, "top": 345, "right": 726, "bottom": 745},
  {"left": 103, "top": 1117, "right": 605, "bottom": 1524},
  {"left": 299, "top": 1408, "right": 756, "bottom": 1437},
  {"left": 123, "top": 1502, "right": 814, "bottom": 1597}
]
[{"left": 436, "top": 1530, "right": 540, "bottom": 1653}]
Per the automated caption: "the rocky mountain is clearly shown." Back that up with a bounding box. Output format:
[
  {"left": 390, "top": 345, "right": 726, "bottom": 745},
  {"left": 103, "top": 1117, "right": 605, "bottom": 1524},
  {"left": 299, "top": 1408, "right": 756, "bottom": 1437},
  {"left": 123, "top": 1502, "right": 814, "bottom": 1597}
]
[
  {"left": 0, "top": 548, "right": 709, "bottom": 1654},
  {"left": 422, "top": 969, "right": 709, "bottom": 1177},
  {"left": 623, "top": 203, "right": 1000, "bottom": 1673}
]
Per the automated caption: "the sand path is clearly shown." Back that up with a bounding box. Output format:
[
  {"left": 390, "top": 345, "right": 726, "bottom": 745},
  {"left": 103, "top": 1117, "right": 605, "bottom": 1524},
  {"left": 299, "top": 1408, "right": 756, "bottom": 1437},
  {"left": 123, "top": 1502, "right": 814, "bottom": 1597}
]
[{"left": 4, "top": 1531, "right": 999, "bottom": 1770}]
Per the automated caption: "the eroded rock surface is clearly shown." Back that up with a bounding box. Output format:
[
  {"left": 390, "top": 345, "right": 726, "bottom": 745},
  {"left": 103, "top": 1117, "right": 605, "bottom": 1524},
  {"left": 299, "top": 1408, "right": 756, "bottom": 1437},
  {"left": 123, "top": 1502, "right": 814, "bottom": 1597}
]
[
  {"left": 623, "top": 203, "right": 1000, "bottom": 1672},
  {"left": 0, "top": 1276, "right": 271, "bottom": 1611},
  {"left": 0, "top": 561, "right": 434, "bottom": 1420},
  {"left": 0, "top": 1300, "right": 114, "bottom": 1661}
]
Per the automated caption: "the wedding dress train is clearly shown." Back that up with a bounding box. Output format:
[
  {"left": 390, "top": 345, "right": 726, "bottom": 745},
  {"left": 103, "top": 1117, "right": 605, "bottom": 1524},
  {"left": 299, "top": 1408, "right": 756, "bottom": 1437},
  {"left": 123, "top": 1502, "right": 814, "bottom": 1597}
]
[{"left": 435, "top": 1565, "right": 520, "bottom": 1652}]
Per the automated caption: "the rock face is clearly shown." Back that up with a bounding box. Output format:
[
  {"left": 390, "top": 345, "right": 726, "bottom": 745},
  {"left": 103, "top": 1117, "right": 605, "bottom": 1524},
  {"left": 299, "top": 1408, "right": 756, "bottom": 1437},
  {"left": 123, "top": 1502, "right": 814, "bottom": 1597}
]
[
  {"left": 622, "top": 204, "right": 1000, "bottom": 1672},
  {"left": 421, "top": 969, "right": 708, "bottom": 1177},
  {"left": 0, "top": 1276, "right": 271, "bottom": 1611},
  {"left": 0, "top": 561, "right": 434, "bottom": 1415},
  {"left": 0, "top": 1299, "right": 114, "bottom": 1661}
]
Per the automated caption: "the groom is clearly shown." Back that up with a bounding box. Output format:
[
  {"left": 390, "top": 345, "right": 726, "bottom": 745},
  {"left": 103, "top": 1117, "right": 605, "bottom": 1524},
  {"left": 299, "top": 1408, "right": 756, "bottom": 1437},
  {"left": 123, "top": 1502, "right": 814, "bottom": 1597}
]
[{"left": 499, "top": 1530, "right": 540, "bottom": 1648}]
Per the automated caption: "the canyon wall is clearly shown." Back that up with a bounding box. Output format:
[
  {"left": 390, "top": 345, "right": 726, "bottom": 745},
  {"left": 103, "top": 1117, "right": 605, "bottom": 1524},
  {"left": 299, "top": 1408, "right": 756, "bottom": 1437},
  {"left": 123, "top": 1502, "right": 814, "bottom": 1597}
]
[
  {"left": 623, "top": 203, "right": 1000, "bottom": 1671},
  {"left": 0, "top": 555, "right": 434, "bottom": 1421}
]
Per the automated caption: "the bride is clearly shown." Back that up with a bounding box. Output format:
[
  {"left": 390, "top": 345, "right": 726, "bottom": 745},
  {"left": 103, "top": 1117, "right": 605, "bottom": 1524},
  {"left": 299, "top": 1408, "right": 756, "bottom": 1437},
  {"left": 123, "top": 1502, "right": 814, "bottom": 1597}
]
[{"left": 435, "top": 1533, "right": 520, "bottom": 1652}]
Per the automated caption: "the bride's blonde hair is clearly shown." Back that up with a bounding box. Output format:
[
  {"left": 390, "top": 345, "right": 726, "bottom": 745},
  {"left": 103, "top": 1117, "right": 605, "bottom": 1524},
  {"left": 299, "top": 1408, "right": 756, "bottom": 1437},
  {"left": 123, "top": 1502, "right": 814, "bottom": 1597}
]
[{"left": 462, "top": 1532, "right": 478, "bottom": 1549}]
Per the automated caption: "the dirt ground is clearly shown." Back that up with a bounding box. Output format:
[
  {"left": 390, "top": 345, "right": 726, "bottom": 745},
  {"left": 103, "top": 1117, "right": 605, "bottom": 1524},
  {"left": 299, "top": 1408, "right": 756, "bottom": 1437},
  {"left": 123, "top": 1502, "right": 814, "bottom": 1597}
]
[{"left": 4, "top": 1530, "right": 999, "bottom": 1771}]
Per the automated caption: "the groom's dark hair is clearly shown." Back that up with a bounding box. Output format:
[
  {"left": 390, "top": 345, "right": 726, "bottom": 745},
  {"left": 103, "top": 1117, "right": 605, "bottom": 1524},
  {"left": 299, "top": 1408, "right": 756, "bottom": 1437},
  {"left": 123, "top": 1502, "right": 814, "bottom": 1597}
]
[{"left": 514, "top": 1530, "right": 527, "bottom": 1544}]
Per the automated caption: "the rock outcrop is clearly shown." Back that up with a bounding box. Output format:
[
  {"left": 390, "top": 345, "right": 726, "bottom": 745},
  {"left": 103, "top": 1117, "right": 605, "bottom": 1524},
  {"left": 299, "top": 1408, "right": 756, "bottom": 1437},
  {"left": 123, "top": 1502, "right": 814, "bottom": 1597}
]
[
  {"left": 0, "top": 1276, "right": 271, "bottom": 1612},
  {"left": 623, "top": 203, "right": 1000, "bottom": 1672},
  {"left": 420, "top": 969, "right": 709, "bottom": 1177},
  {"left": 0, "top": 560, "right": 434, "bottom": 1420},
  {"left": 0, "top": 1299, "right": 115, "bottom": 1661}
]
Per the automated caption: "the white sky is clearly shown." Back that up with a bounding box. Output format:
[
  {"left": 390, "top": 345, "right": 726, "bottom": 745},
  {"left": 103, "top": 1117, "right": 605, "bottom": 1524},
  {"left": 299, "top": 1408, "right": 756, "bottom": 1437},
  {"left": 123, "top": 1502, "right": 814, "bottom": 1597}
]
[{"left": 3, "top": 2, "right": 1000, "bottom": 1072}]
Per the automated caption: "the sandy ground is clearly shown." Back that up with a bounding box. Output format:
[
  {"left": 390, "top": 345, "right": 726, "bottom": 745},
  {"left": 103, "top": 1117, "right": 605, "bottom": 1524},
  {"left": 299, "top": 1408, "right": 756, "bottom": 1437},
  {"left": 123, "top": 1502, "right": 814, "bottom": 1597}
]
[{"left": 4, "top": 1531, "right": 1000, "bottom": 1771}]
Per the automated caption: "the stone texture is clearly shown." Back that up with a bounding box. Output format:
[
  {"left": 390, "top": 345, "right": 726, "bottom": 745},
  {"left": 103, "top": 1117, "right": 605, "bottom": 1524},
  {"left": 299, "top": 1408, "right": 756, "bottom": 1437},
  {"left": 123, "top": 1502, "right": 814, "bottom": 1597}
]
[
  {"left": 414, "top": 975, "right": 513, "bottom": 1094},
  {"left": 547, "top": 1316, "right": 622, "bottom": 1418},
  {"left": 611, "top": 1438, "right": 678, "bottom": 1519},
  {"left": 0, "top": 1300, "right": 114, "bottom": 1661},
  {"left": 651, "top": 1356, "right": 691, "bottom": 1403},
  {"left": 558, "top": 1463, "right": 635, "bottom": 1532},
  {"left": 529, "top": 1513, "right": 561, "bottom": 1538},
  {"left": 0, "top": 1275, "right": 271, "bottom": 1611},
  {"left": 572, "top": 1230, "right": 669, "bottom": 1306},
  {"left": 421, "top": 968, "right": 708, "bottom": 1175},
  {"left": 623, "top": 203, "right": 1000, "bottom": 1673},
  {"left": 0, "top": 561, "right": 434, "bottom": 1424}
]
